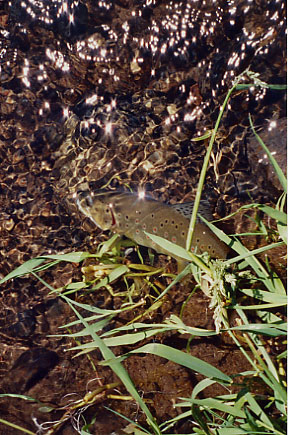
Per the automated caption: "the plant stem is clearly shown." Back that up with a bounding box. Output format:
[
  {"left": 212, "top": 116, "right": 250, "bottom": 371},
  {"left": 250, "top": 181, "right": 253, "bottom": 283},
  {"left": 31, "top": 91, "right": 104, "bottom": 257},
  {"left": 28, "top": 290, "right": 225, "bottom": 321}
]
[{"left": 186, "top": 73, "right": 246, "bottom": 252}]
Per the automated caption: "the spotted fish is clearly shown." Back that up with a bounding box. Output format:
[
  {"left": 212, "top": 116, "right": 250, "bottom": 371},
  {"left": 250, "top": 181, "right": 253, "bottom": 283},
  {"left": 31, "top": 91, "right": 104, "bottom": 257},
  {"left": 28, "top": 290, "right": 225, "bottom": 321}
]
[{"left": 76, "top": 189, "right": 229, "bottom": 259}]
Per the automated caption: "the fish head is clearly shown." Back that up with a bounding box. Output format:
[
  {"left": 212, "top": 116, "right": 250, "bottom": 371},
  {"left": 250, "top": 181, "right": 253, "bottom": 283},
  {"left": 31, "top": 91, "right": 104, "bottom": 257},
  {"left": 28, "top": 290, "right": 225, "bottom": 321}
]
[
  {"left": 76, "top": 189, "right": 147, "bottom": 233},
  {"left": 76, "top": 189, "right": 116, "bottom": 230}
]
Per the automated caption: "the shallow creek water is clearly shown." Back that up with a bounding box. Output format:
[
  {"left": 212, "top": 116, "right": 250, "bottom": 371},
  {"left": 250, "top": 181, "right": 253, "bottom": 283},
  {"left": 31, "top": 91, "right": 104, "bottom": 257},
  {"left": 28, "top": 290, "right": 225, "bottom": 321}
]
[{"left": 0, "top": 1, "right": 286, "bottom": 433}]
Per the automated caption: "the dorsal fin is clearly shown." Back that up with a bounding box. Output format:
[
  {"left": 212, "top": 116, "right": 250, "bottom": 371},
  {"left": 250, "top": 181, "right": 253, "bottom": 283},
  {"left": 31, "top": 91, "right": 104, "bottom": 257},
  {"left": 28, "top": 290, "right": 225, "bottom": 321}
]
[{"left": 170, "top": 200, "right": 214, "bottom": 221}]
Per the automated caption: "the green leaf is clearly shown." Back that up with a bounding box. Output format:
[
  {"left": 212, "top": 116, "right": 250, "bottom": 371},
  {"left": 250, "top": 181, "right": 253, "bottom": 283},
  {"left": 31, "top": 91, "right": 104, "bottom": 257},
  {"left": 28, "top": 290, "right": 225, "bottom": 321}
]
[
  {"left": 38, "top": 251, "right": 91, "bottom": 262},
  {"left": 98, "top": 234, "right": 120, "bottom": 256},
  {"left": 261, "top": 206, "right": 287, "bottom": 224},
  {"left": 0, "top": 252, "right": 91, "bottom": 285},
  {"left": 236, "top": 83, "right": 287, "bottom": 90},
  {"left": 240, "top": 289, "right": 287, "bottom": 304},
  {"left": 229, "top": 323, "right": 287, "bottom": 337},
  {"left": 191, "top": 130, "right": 213, "bottom": 141},
  {"left": 200, "top": 216, "right": 279, "bottom": 293},
  {"left": 60, "top": 295, "right": 161, "bottom": 434},
  {"left": 216, "top": 429, "right": 247, "bottom": 434},
  {"left": 0, "top": 258, "right": 45, "bottom": 284},
  {"left": 180, "top": 397, "right": 245, "bottom": 418},
  {"left": 144, "top": 232, "right": 193, "bottom": 261},
  {"left": 278, "top": 222, "right": 287, "bottom": 244},
  {"left": 91, "top": 265, "right": 129, "bottom": 290},
  {"left": 144, "top": 232, "right": 212, "bottom": 276},
  {"left": 127, "top": 343, "right": 231, "bottom": 382}
]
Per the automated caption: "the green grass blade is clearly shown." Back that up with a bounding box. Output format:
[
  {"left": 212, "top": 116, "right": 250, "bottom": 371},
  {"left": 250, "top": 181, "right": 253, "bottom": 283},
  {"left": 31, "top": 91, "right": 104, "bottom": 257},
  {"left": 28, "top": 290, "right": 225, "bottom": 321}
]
[
  {"left": 244, "top": 391, "right": 274, "bottom": 429},
  {"left": 185, "top": 76, "right": 242, "bottom": 252},
  {"left": 236, "top": 83, "right": 287, "bottom": 90},
  {"left": 216, "top": 429, "right": 247, "bottom": 434},
  {"left": 179, "top": 398, "right": 245, "bottom": 418},
  {"left": 190, "top": 379, "right": 217, "bottom": 400},
  {"left": 199, "top": 216, "right": 278, "bottom": 292},
  {"left": 229, "top": 323, "right": 286, "bottom": 336},
  {"left": 0, "top": 419, "right": 35, "bottom": 435},
  {"left": 60, "top": 295, "right": 161, "bottom": 434},
  {"left": 277, "top": 222, "right": 287, "bottom": 244},
  {"left": 239, "top": 289, "right": 287, "bottom": 304},
  {"left": 90, "top": 265, "right": 130, "bottom": 290},
  {"left": 144, "top": 232, "right": 212, "bottom": 275},
  {"left": 125, "top": 343, "right": 231, "bottom": 383},
  {"left": 0, "top": 252, "right": 92, "bottom": 285},
  {"left": 0, "top": 258, "right": 45, "bottom": 284}
]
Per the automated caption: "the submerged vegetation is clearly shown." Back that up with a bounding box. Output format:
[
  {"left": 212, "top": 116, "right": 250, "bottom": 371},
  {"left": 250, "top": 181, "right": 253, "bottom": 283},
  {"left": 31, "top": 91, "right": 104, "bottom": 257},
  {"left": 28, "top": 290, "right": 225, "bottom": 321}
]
[{"left": 0, "top": 74, "right": 287, "bottom": 434}]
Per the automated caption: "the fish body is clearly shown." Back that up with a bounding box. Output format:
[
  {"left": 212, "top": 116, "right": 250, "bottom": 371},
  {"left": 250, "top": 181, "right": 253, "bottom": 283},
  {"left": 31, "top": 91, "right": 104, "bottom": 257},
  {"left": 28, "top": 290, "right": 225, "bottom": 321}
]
[{"left": 77, "top": 189, "right": 229, "bottom": 259}]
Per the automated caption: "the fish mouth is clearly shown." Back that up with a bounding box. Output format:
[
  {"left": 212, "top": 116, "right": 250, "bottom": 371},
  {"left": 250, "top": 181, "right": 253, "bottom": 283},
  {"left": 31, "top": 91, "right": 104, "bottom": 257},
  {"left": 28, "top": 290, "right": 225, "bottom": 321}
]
[
  {"left": 77, "top": 190, "right": 93, "bottom": 207},
  {"left": 76, "top": 190, "right": 94, "bottom": 207},
  {"left": 75, "top": 190, "right": 96, "bottom": 221}
]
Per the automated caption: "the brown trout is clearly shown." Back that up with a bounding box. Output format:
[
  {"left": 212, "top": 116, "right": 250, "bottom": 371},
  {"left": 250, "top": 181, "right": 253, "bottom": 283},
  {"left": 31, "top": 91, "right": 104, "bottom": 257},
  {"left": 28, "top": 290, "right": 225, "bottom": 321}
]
[{"left": 76, "top": 189, "right": 229, "bottom": 259}]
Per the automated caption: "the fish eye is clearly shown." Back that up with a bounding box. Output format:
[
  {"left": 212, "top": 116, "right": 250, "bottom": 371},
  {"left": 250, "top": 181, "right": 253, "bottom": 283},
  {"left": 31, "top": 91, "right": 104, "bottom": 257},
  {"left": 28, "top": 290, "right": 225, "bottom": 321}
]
[
  {"left": 165, "top": 219, "right": 168, "bottom": 223},
  {"left": 175, "top": 225, "right": 178, "bottom": 229},
  {"left": 181, "top": 231, "right": 185, "bottom": 236},
  {"left": 151, "top": 213, "right": 154, "bottom": 218},
  {"left": 171, "top": 220, "right": 174, "bottom": 224},
  {"left": 160, "top": 223, "right": 164, "bottom": 227},
  {"left": 196, "top": 238, "right": 200, "bottom": 243},
  {"left": 208, "top": 245, "right": 211, "bottom": 249}
]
